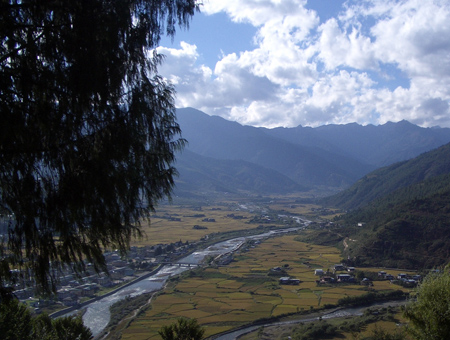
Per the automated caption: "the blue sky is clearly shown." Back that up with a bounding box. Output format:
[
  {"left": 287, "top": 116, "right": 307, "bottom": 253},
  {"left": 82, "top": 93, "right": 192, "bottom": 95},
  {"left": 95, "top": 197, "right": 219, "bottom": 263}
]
[{"left": 158, "top": 0, "right": 450, "bottom": 128}]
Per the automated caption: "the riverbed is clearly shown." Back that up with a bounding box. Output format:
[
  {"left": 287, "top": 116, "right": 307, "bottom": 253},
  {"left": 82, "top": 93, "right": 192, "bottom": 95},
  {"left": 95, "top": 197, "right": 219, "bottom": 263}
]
[{"left": 70, "top": 224, "right": 308, "bottom": 336}]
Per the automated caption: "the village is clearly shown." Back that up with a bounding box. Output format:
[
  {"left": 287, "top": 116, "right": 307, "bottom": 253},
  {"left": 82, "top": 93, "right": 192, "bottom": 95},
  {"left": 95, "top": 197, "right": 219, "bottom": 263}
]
[
  {"left": 278, "top": 263, "right": 422, "bottom": 288},
  {"left": 12, "top": 240, "right": 195, "bottom": 312}
]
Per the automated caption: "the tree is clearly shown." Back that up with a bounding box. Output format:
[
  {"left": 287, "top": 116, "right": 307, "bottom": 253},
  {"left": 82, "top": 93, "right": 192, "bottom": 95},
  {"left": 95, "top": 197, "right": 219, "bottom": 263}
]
[
  {"left": 363, "top": 325, "right": 406, "bottom": 340},
  {"left": 0, "top": 298, "right": 92, "bottom": 340},
  {"left": 403, "top": 268, "right": 450, "bottom": 339},
  {"left": 0, "top": 298, "right": 33, "bottom": 340},
  {"left": 158, "top": 318, "right": 205, "bottom": 340},
  {"left": 0, "top": 0, "right": 199, "bottom": 294}
]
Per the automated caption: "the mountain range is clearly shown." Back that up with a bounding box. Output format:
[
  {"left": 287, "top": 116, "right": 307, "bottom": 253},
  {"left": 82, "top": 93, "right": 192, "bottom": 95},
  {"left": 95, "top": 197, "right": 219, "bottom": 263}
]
[
  {"left": 174, "top": 107, "right": 450, "bottom": 268},
  {"left": 173, "top": 107, "right": 450, "bottom": 196}
]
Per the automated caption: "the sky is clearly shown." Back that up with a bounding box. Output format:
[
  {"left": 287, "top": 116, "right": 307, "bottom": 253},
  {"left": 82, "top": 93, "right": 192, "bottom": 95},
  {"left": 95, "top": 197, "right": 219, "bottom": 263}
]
[{"left": 157, "top": 0, "right": 450, "bottom": 128}]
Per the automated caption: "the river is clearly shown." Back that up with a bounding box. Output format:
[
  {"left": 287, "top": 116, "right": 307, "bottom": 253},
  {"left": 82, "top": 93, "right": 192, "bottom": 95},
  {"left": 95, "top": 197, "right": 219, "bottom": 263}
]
[
  {"left": 212, "top": 301, "right": 406, "bottom": 340},
  {"left": 72, "top": 224, "right": 308, "bottom": 337}
]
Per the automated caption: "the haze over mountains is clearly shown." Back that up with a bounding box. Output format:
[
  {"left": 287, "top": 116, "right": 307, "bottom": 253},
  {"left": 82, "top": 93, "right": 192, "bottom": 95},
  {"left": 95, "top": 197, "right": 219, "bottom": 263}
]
[
  {"left": 173, "top": 108, "right": 450, "bottom": 269},
  {"left": 173, "top": 107, "right": 450, "bottom": 196}
]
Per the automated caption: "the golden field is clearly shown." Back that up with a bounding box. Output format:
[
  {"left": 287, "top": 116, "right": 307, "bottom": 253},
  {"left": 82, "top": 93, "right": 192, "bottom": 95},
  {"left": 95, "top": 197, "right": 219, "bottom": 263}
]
[
  {"left": 132, "top": 203, "right": 256, "bottom": 246},
  {"left": 120, "top": 224, "right": 414, "bottom": 340}
]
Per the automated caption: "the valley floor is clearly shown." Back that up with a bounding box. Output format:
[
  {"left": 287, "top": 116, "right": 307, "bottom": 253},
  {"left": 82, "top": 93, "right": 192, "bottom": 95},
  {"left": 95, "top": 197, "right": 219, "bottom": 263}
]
[{"left": 100, "top": 197, "right": 416, "bottom": 340}]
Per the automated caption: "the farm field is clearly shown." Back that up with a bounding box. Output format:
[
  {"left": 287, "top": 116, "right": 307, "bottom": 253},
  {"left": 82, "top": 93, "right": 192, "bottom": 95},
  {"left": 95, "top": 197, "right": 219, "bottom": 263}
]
[
  {"left": 239, "top": 308, "right": 412, "bottom": 340},
  {"left": 131, "top": 198, "right": 320, "bottom": 247},
  {"left": 120, "top": 232, "right": 414, "bottom": 340},
  {"left": 132, "top": 203, "right": 254, "bottom": 246}
]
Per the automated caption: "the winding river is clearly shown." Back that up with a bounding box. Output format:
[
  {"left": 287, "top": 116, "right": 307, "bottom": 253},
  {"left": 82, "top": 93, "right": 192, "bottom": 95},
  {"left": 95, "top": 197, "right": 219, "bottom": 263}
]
[
  {"left": 65, "top": 216, "right": 406, "bottom": 340},
  {"left": 72, "top": 224, "right": 309, "bottom": 337}
]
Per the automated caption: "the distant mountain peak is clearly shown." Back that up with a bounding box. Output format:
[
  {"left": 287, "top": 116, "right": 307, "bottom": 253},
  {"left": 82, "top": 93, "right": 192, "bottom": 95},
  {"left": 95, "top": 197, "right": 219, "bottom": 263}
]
[{"left": 175, "top": 108, "right": 450, "bottom": 195}]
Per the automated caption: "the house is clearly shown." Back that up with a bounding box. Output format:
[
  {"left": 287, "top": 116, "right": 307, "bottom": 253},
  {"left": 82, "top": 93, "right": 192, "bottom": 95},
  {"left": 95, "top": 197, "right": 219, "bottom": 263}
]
[
  {"left": 124, "top": 267, "right": 135, "bottom": 276},
  {"left": 97, "top": 275, "right": 112, "bottom": 287},
  {"left": 82, "top": 284, "right": 99, "bottom": 297},
  {"left": 269, "top": 266, "right": 286, "bottom": 275},
  {"left": 279, "top": 277, "right": 300, "bottom": 285},
  {"left": 403, "top": 279, "right": 418, "bottom": 287},
  {"left": 314, "top": 269, "right": 324, "bottom": 276},
  {"left": 218, "top": 254, "right": 233, "bottom": 265},
  {"left": 111, "top": 259, "right": 127, "bottom": 267},
  {"left": 337, "top": 274, "right": 353, "bottom": 282},
  {"left": 68, "top": 280, "right": 80, "bottom": 287},
  {"left": 57, "top": 288, "right": 73, "bottom": 301},
  {"left": 385, "top": 274, "right": 394, "bottom": 281},
  {"left": 320, "top": 276, "right": 335, "bottom": 284},
  {"left": 347, "top": 267, "right": 355, "bottom": 273},
  {"left": 361, "top": 278, "right": 373, "bottom": 285},
  {"left": 110, "top": 267, "right": 126, "bottom": 279},
  {"left": 62, "top": 296, "right": 79, "bottom": 307},
  {"left": 333, "top": 264, "right": 346, "bottom": 272},
  {"left": 14, "top": 288, "right": 34, "bottom": 300},
  {"left": 70, "top": 288, "right": 84, "bottom": 297}
]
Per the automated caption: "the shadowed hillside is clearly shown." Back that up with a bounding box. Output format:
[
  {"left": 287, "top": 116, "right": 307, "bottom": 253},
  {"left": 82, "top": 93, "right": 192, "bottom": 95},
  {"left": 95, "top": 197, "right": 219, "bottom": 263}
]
[
  {"left": 307, "top": 143, "right": 450, "bottom": 269},
  {"left": 321, "top": 143, "right": 450, "bottom": 210},
  {"left": 176, "top": 107, "right": 374, "bottom": 189},
  {"left": 175, "top": 108, "right": 450, "bottom": 195}
]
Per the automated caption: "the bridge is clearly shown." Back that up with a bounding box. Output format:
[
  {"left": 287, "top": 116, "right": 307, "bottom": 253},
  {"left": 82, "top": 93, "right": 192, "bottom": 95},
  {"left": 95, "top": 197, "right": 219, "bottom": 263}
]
[{"left": 159, "top": 262, "right": 200, "bottom": 267}]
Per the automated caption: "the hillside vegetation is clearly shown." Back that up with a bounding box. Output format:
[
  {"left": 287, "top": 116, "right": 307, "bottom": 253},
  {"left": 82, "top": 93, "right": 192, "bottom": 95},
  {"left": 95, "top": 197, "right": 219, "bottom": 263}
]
[
  {"left": 321, "top": 143, "right": 450, "bottom": 210},
  {"left": 314, "top": 143, "right": 450, "bottom": 269},
  {"left": 337, "top": 172, "right": 450, "bottom": 269},
  {"left": 175, "top": 149, "right": 307, "bottom": 196}
]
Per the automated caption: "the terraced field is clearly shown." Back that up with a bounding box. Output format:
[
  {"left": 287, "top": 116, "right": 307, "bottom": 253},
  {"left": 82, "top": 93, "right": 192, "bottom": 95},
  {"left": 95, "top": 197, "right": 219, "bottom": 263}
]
[{"left": 120, "top": 234, "right": 413, "bottom": 339}]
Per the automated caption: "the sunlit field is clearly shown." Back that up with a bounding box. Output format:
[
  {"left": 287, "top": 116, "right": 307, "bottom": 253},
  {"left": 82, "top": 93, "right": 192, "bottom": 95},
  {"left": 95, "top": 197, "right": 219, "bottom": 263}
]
[
  {"left": 121, "top": 230, "right": 414, "bottom": 340},
  {"left": 238, "top": 311, "right": 412, "bottom": 340},
  {"left": 132, "top": 203, "right": 256, "bottom": 246},
  {"left": 131, "top": 199, "right": 321, "bottom": 246}
]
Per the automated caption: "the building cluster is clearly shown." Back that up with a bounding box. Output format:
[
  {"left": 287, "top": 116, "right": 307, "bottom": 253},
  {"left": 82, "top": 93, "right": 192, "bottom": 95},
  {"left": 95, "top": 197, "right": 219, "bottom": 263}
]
[
  {"left": 279, "top": 277, "right": 300, "bottom": 285},
  {"left": 313, "top": 264, "right": 357, "bottom": 284},
  {"left": 13, "top": 251, "right": 136, "bottom": 307},
  {"left": 11, "top": 241, "right": 194, "bottom": 309},
  {"left": 378, "top": 271, "right": 421, "bottom": 287},
  {"left": 314, "top": 264, "right": 421, "bottom": 287}
]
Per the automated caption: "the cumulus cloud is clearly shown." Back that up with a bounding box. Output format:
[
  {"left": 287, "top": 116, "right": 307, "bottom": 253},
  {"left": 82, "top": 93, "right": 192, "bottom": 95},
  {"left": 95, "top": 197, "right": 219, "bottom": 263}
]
[
  {"left": 157, "top": 0, "right": 450, "bottom": 128},
  {"left": 317, "top": 19, "right": 377, "bottom": 71}
]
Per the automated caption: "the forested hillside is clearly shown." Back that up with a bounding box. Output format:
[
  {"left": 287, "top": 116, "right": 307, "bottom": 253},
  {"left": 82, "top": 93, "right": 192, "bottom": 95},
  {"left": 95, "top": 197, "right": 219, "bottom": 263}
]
[
  {"left": 335, "top": 172, "right": 450, "bottom": 269},
  {"left": 313, "top": 144, "right": 450, "bottom": 269},
  {"left": 174, "top": 149, "right": 307, "bottom": 196},
  {"left": 321, "top": 143, "right": 450, "bottom": 210}
]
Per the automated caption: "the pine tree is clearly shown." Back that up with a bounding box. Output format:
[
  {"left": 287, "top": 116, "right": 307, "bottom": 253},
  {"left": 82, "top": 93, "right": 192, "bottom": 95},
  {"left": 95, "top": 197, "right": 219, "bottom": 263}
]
[
  {"left": 0, "top": 0, "right": 198, "bottom": 294},
  {"left": 159, "top": 318, "right": 205, "bottom": 340}
]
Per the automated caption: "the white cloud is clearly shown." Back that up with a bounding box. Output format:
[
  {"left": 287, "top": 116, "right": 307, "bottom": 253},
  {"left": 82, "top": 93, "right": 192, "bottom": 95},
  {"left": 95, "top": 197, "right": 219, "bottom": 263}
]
[
  {"left": 157, "top": 43, "right": 280, "bottom": 117},
  {"left": 317, "top": 18, "right": 377, "bottom": 71},
  {"left": 370, "top": 0, "right": 450, "bottom": 78},
  {"left": 158, "top": 0, "right": 450, "bottom": 128}
]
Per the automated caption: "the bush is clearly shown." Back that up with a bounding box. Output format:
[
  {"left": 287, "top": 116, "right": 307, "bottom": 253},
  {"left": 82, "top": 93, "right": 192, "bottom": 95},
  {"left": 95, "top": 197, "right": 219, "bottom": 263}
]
[{"left": 292, "top": 321, "right": 338, "bottom": 340}]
